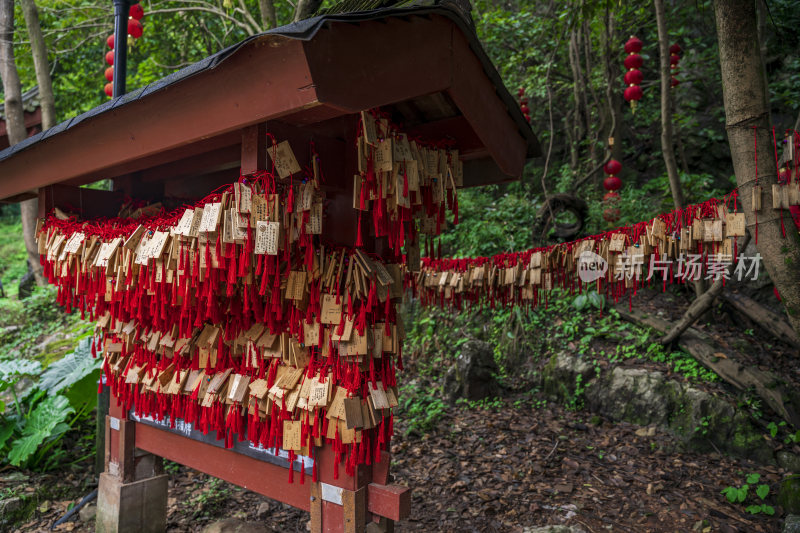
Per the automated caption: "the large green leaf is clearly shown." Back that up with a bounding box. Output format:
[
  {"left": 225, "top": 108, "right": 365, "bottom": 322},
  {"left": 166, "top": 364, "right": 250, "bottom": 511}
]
[
  {"left": 38, "top": 338, "right": 100, "bottom": 396},
  {"left": 7, "top": 395, "right": 74, "bottom": 466},
  {"left": 0, "top": 359, "right": 42, "bottom": 381},
  {"left": 0, "top": 420, "right": 15, "bottom": 449}
]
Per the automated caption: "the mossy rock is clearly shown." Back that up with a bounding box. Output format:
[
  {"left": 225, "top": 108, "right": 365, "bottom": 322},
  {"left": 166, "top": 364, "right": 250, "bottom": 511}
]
[{"left": 780, "top": 476, "right": 800, "bottom": 514}]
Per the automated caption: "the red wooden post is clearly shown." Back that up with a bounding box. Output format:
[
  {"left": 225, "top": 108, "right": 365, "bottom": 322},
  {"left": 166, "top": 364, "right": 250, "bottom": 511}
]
[{"left": 97, "top": 393, "right": 168, "bottom": 532}]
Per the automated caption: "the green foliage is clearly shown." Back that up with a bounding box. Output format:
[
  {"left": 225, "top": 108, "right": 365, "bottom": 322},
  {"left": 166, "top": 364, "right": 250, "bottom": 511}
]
[
  {"left": 6, "top": 395, "right": 74, "bottom": 467},
  {"left": 439, "top": 184, "right": 539, "bottom": 258},
  {"left": 0, "top": 218, "right": 28, "bottom": 291},
  {"left": 722, "top": 472, "right": 775, "bottom": 515},
  {"left": 397, "top": 381, "right": 447, "bottom": 436},
  {"left": 38, "top": 338, "right": 101, "bottom": 397},
  {"left": 567, "top": 373, "right": 585, "bottom": 411},
  {"left": 572, "top": 290, "right": 605, "bottom": 312},
  {"left": 0, "top": 337, "right": 100, "bottom": 471},
  {"left": 0, "top": 285, "right": 90, "bottom": 362}
]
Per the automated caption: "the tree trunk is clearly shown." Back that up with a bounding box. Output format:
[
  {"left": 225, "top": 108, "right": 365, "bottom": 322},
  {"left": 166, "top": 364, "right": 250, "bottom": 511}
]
[
  {"left": 568, "top": 31, "right": 582, "bottom": 172},
  {"left": 20, "top": 199, "right": 45, "bottom": 285},
  {"left": 0, "top": 0, "right": 27, "bottom": 146},
  {"left": 19, "top": 0, "right": 54, "bottom": 130},
  {"left": 259, "top": 0, "right": 277, "bottom": 29},
  {"left": 603, "top": 8, "right": 624, "bottom": 163},
  {"left": 293, "top": 0, "right": 322, "bottom": 22},
  {"left": 654, "top": 0, "right": 684, "bottom": 211},
  {"left": 1, "top": 0, "right": 45, "bottom": 287},
  {"left": 18, "top": 0, "right": 51, "bottom": 287},
  {"left": 713, "top": 0, "right": 800, "bottom": 336}
]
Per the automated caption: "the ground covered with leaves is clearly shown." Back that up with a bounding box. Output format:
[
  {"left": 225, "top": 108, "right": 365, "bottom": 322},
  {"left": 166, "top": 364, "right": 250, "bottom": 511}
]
[
  {"left": 6, "top": 396, "right": 783, "bottom": 533},
  {"left": 3, "top": 284, "right": 798, "bottom": 532}
]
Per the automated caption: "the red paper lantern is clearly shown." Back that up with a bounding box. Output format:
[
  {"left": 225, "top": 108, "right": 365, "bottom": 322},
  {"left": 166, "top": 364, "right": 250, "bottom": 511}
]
[
  {"left": 518, "top": 87, "right": 525, "bottom": 97},
  {"left": 670, "top": 77, "right": 680, "bottom": 88},
  {"left": 104, "top": 83, "right": 113, "bottom": 97},
  {"left": 524, "top": 114, "right": 531, "bottom": 122},
  {"left": 670, "top": 53, "right": 680, "bottom": 67},
  {"left": 104, "top": 66, "right": 114, "bottom": 82},
  {"left": 128, "top": 18, "right": 143, "bottom": 38},
  {"left": 603, "top": 191, "right": 620, "bottom": 202},
  {"left": 603, "top": 207, "right": 621, "bottom": 223},
  {"left": 106, "top": 34, "right": 115, "bottom": 49},
  {"left": 603, "top": 176, "right": 622, "bottom": 191},
  {"left": 604, "top": 159, "right": 622, "bottom": 175},
  {"left": 669, "top": 43, "right": 682, "bottom": 55},
  {"left": 129, "top": 3, "right": 144, "bottom": 20},
  {"left": 520, "top": 104, "right": 530, "bottom": 114},
  {"left": 624, "top": 85, "right": 643, "bottom": 102},
  {"left": 105, "top": 50, "right": 114, "bottom": 66},
  {"left": 624, "top": 53, "right": 643, "bottom": 70},
  {"left": 624, "top": 36, "right": 643, "bottom": 54},
  {"left": 624, "top": 69, "right": 643, "bottom": 86}
]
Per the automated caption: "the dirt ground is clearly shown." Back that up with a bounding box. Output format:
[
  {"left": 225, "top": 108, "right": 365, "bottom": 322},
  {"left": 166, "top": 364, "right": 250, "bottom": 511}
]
[{"left": 5, "top": 397, "right": 784, "bottom": 533}]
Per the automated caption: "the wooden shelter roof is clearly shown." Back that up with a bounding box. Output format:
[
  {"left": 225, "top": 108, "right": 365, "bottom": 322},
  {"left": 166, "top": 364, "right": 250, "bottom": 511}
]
[{"left": 0, "top": 2, "right": 540, "bottom": 204}]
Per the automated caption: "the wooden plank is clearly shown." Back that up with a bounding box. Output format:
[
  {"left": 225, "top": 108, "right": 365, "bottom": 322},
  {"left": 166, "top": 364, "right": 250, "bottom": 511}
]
[
  {"left": 310, "top": 482, "right": 322, "bottom": 533},
  {"left": 134, "top": 422, "right": 311, "bottom": 511},
  {"left": 342, "top": 487, "right": 366, "bottom": 533},
  {"left": 323, "top": 500, "right": 345, "bottom": 533},
  {"left": 366, "top": 483, "right": 410, "bottom": 522},
  {"left": 241, "top": 123, "right": 267, "bottom": 175},
  {"left": 371, "top": 451, "right": 390, "bottom": 486},
  {"left": 449, "top": 27, "right": 529, "bottom": 179},
  {"left": 303, "top": 16, "right": 451, "bottom": 116},
  {"left": 39, "top": 184, "right": 124, "bottom": 219},
  {"left": 119, "top": 420, "right": 136, "bottom": 483}
]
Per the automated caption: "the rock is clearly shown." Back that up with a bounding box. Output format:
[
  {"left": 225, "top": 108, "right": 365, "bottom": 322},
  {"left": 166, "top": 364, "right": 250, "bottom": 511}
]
[
  {"left": 779, "top": 451, "right": 800, "bottom": 473},
  {"left": 585, "top": 366, "right": 675, "bottom": 426},
  {"left": 201, "top": 519, "right": 271, "bottom": 533},
  {"left": 635, "top": 426, "right": 657, "bottom": 437},
  {"left": 79, "top": 503, "right": 96, "bottom": 522},
  {"left": 546, "top": 352, "right": 773, "bottom": 464},
  {"left": 256, "top": 502, "right": 271, "bottom": 517},
  {"left": 443, "top": 340, "right": 499, "bottom": 403},
  {"left": 18, "top": 269, "right": 35, "bottom": 300},
  {"left": 779, "top": 476, "right": 800, "bottom": 514},
  {"left": 784, "top": 514, "right": 800, "bottom": 533},
  {"left": 0, "top": 496, "right": 22, "bottom": 515},
  {"left": 541, "top": 352, "right": 594, "bottom": 402}
]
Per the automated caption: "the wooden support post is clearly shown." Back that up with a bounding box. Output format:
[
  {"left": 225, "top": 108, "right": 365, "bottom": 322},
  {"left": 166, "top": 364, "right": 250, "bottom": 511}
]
[
  {"left": 98, "top": 404, "right": 168, "bottom": 532},
  {"left": 241, "top": 123, "right": 267, "bottom": 175}
]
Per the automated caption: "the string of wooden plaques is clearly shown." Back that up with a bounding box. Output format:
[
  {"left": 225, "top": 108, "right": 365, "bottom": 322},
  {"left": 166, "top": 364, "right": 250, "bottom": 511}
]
[
  {"left": 35, "top": 111, "right": 463, "bottom": 483},
  {"left": 408, "top": 189, "right": 785, "bottom": 311}
]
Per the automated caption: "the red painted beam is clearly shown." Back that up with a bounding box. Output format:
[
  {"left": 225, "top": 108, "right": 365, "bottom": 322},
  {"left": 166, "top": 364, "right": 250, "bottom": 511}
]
[
  {"left": 134, "top": 422, "right": 311, "bottom": 511},
  {"left": 0, "top": 37, "right": 317, "bottom": 200},
  {"left": 367, "top": 483, "right": 410, "bottom": 521}
]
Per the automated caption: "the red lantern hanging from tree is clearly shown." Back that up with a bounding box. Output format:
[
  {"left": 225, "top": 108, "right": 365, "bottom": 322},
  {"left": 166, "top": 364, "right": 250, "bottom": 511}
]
[
  {"left": 128, "top": 18, "right": 143, "bottom": 39},
  {"left": 129, "top": 3, "right": 144, "bottom": 20},
  {"left": 669, "top": 43, "right": 682, "bottom": 88},
  {"left": 623, "top": 36, "right": 644, "bottom": 112},
  {"left": 517, "top": 87, "right": 530, "bottom": 123},
  {"left": 602, "top": 158, "right": 623, "bottom": 224}
]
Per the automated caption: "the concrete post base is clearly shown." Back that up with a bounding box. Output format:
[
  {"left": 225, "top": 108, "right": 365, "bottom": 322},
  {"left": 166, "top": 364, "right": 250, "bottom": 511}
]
[{"left": 96, "top": 472, "right": 168, "bottom": 533}]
